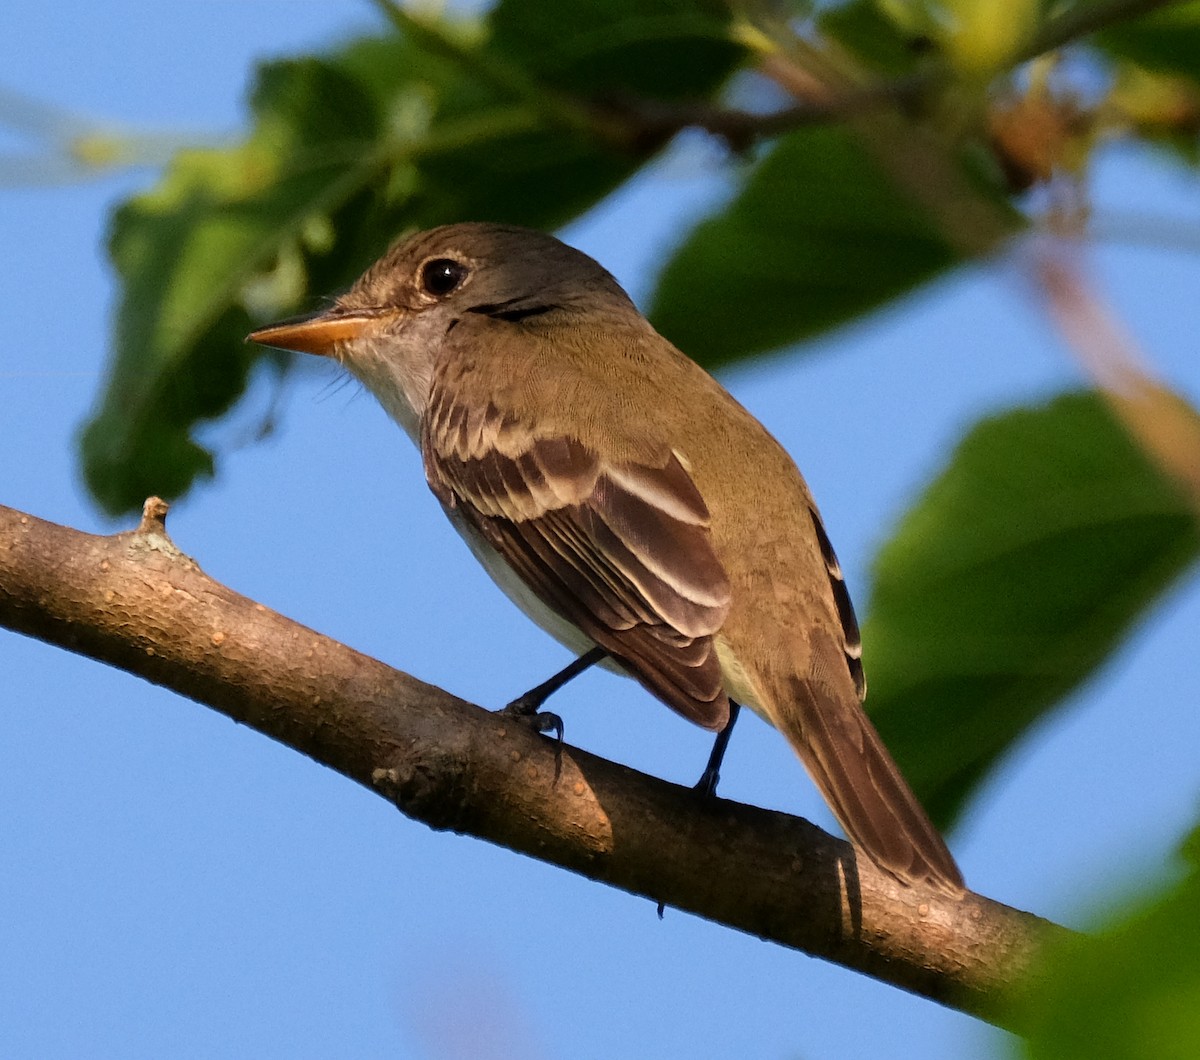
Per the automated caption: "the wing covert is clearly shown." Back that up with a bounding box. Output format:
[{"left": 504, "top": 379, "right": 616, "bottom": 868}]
[{"left": 423, "top": 391, "right": 733, "bottom": 729}]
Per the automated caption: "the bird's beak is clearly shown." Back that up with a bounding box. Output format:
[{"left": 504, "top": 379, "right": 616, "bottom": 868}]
[{"left": 247, "top": 307, "right": 396, "bottom": 357}]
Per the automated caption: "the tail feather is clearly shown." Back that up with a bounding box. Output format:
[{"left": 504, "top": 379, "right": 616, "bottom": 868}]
[{"left": 768, "top": 630, "right": 964, "bottom": 894}]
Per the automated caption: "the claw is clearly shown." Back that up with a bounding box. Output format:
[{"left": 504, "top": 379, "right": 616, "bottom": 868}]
[{"left": 499, "top": 700, "right": 565, "bottom": 781}]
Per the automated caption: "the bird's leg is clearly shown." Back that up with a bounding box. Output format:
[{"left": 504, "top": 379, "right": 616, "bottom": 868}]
[
  {"left": 500, "top": 645, "right": 607, "bottom": 749},
  {"left": 658, "top": 702, "right": 744, "bottom": 917},
  {"left": 694, "top": 700, "right": 741, "bottom": 798}
]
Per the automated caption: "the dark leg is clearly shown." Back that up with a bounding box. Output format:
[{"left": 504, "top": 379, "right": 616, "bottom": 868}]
[
  {"left": 500, "top": 646, "right": 607, "bottom": 782},
  {"left": 503, "top": 645, "right": 607, "bottom": 719},
  {"left": 694, "top": 700, "right": 742, "bottom": 798},
  {"left": 661, "top": 702, "right": 742, "bottom": 916},
  {"left": 500, "top": 644, "right": 606, "bottom": 765}
]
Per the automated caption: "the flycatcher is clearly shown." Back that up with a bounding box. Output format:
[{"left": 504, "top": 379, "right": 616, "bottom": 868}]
[{"left": 251, "top": 222, "right": 963, "bottom": 893}]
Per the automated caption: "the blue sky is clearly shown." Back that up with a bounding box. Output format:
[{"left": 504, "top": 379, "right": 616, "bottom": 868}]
[{"left": 5, "top": 3, "right": 1200, "bottom": 1058}]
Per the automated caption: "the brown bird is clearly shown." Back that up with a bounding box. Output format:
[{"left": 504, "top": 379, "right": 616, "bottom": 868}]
[{"left": 250, "top": 222, "right": 964, "bottom": 893}]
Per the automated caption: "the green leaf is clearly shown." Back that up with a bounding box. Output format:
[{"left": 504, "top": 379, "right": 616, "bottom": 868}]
[
  {"left": 649, "top": 126, "right": 967, "bottom": 368},
  {"left": 81, "top": 3, "right": 746, "bottom": 516},
  {"left": 489, "top": 0, "right": 742, "bottom": 98},
  {"left": 81, "top": 44, "right": 421, "bottom": 515},
  {"left": 1096, "top": 0, "right": 1200, "bottom": 83},
  {"left": 863, "top": 391, "right": 1200, "bottom": 828},
  {"left": 1181, "top": 821, "right": 1200, "bottom": 869},
  {"left": 819, "top": 0, "right": 930, "bottom": 76},
  {"left": 419, "top": 0, "right": 743, "bottom": 225},
  {"left": 1016, "top": 862, "right": 1200, "bottom": 1059}
]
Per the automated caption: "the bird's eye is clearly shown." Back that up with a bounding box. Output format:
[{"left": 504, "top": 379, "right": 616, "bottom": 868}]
[{"left": 420, "top": 258, "right": 469, "bottom": 297}]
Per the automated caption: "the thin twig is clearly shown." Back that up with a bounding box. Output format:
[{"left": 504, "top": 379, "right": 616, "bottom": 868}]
[
  {"left": 599, "top": 0, "right": 1185, "bottom": 151},
  {"left": 369, "top": 0, "right": 606, "bottom": 141},
  {"left": 1032, "top": 243, "right": 1200, "bottom": 511},
  {"left": 1023, "top": 0, "right": 1183, "bottom": 62}
]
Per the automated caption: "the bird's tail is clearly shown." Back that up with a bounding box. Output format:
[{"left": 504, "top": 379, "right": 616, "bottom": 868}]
[{"left": 764, "top": 628, "right": 964, "bottom": 894}]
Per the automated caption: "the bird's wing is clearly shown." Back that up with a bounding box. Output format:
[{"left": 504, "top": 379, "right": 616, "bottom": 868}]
[
  {"left": 807, "top": 506, "right": 866, "bottom": 701},
  {"left": 422, "top": 386, "right": 732, "bottom": 729}
]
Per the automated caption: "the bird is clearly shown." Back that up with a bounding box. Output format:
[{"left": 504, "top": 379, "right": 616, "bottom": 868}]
[{"left": 250, "top": 221, "right": 964, "bottom": 894}]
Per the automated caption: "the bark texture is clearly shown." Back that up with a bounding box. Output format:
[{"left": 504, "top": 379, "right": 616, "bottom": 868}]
[{"left": 0, "top": 499, "right": 1063, "bottom": 1027}]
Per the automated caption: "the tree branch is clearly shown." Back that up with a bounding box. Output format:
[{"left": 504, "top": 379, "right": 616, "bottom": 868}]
[
  {"left": 0, "top": 498, "right": 1063, "bottom": 1029},
  {"left": 1026, "top": 0, "right": 1180, "bottom": 60},
  {"left": 602, "top": 0, "right": 1183, "bottom": 153}
]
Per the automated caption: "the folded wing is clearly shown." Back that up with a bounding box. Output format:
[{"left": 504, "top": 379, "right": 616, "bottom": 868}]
[{"left": 423, "top": 389, "right": 732, "bottom": 729}]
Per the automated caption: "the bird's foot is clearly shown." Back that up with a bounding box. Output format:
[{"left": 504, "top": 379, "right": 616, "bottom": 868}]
[
  {"left": 693, "top": 766, "right": 721, "bottom": 801},
  {"left": 503, "top": 686, "right": 560, "bottom": 719},
  {"left": 498, "top": 697, "right": 565, "bottom": 780}
]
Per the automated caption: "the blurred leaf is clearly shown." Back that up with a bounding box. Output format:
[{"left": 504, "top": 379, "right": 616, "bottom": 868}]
[
  {"left": 490, "top": 0, "right": 741, "bottom": 98},
  {"left": 649, "top": 126, "right": 967, "bottom": 368},
  {"left": 408, "top": 0, "right": 744, "bottom": 227},
  {"left": 820, "top": 0, "right": 931, "bottom": 76},
  {"left": 1181, "top": 820, "right": 1200, "bottom": 869},
  {"left": 82, "top": 56, "right": 392, "bottom": 512},
  {"left": 81, "top": 0, "right": 745, "bottom": 516},
  {"left": 1107, "top": 64, "right": 1200, "bottom": 164},
  {"left": 1015, "top": 862, "right": 1200, "bottom": 1059},
  {"left": 1096, "top": 0, "right": 1200, "bottom": 83},
  {"left": 864, "top": 391, "right": 1200, "bottom": 828},
  {"left": 933, "top": 0, "right": 1041, "bottom": 74}
]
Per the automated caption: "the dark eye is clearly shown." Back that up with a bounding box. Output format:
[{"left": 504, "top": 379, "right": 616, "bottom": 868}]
[{"left": 420, "top": 258, "right": 469, "bottom": 297}]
